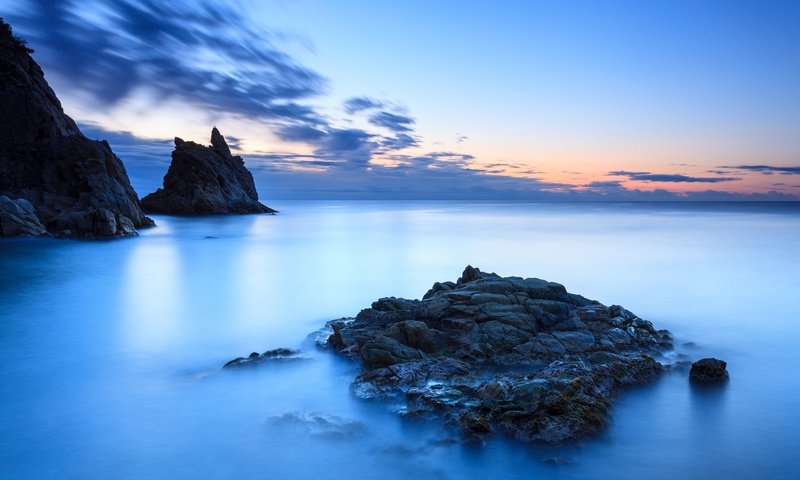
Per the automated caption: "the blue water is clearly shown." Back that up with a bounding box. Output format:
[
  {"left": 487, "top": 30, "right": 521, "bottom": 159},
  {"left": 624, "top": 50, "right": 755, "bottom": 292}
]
[{"left": 1, "top": 201, "right": 799, "bottom": 479}]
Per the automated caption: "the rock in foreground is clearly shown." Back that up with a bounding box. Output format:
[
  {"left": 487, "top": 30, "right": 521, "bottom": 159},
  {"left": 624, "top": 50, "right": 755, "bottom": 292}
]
[
  {"left": 0, "top": 19, "right": 153, "bottom": 237},
  {"left": 322, "top": 266, "right": 673, "bottom": 444},
  {"left": 141, "top": 128, "right": 275, "bottom": 215},
  {"left": 689, "top": 358, "right": 728, "bottom": 382}
]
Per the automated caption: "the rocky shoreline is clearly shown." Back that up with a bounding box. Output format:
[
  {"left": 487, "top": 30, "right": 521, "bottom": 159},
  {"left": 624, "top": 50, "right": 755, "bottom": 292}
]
[{"left": 229, "top": 266, "right": 677, "bottom": 444}]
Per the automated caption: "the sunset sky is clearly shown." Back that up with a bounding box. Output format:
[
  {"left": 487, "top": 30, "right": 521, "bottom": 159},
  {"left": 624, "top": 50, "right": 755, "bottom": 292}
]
[{"left": 6, "top": 0, "right": 800, "bottom": 199}]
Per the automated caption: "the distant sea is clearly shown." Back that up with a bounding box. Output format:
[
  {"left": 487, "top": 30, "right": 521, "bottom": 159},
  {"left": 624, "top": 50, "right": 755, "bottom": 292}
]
[{"left": 1, "top": 201, "right": 799, "bottom": 479}]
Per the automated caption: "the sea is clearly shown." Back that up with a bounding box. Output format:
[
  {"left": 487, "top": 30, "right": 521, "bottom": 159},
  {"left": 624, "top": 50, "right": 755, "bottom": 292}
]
[{"left": 1, "top": 201, "right": 799, "bottom": 479}]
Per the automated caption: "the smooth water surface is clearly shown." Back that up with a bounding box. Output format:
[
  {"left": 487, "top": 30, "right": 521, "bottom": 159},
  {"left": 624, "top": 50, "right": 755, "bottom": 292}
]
[{"left": 1, "top": 201, "right": 799, "bottom": 479}]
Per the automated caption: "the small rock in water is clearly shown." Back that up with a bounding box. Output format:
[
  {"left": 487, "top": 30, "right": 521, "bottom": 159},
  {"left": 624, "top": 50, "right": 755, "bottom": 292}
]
[
  {"left": 689, "top": 358, "right": 729, "bottom": 381},
  {"left": 223, "top": 348, "right": 304, "bottom": 369}
]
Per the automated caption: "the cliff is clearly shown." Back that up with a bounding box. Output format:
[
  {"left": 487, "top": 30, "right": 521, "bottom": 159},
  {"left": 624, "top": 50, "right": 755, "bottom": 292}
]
[{"left": 0, "top": 19, "right": 153, "bottom": 237}]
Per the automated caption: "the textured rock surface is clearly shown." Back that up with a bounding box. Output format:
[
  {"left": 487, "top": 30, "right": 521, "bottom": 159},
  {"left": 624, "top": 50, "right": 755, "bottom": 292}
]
[
  {"left": 0, "top": 19, "right": 153, "bottom": 238},
  {"left": 0, "top": 195, "right": 47, "bottom": 236},
  {"left": 318, "top": 266, "right": 674, "bottom": 444},
  {"left": 141, "top": 128, "right": 275, "bottom": 215},
  {"left": 689, "top": 358, "right": 728, "bottom": 381}
]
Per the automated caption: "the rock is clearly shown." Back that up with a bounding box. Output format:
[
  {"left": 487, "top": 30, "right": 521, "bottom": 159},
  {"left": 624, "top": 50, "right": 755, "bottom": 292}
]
[
  {"left": 141, "top": 128, "right": 276, "bottom": 215},
  {"left": 0, "top": 196, "right": 47, "bottom": 236},
  {"left": 0, "top": 19, "right": 154, "bottom": 237},
  {"left": 313, "top": 266, "right": 675, "bottom": 444},
  {"left": 689, "top": 358, "right": 729, "bottom": 381},
  {"left": 360, "top": 335, "right": 425, "bottom": 367},
  {"left": 222, "top": 348, "right": 304, "bottom": 369}
]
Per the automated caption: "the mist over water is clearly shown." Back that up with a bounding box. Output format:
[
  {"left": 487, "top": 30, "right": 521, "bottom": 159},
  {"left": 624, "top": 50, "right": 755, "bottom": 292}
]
[{"left": 1, "top": 201, "right": 799, "bottom": 479}]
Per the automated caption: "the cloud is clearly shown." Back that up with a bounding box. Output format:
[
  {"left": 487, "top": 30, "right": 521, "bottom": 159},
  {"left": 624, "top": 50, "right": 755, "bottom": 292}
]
[
  {"left": 343, "top": 96, "right": 384, "bottom": 114},
  {"left": 7, "top": 0, "right": 325, "bottom": 123},
  {"left": 609, "top": 171, "right": 741, "bottom": 183},
  {"left": 79, "top": 122, "right": 799, "bottom": 202},
  {"left": 276, "top": 124, "right": 377, "bottom": 168},
  {"left": 368, "top": 111, "right": 415, "bottom": 133},
  {"left": 719, "top": 165, "right": 800, "bottom": 175},
  {"left": 380, "top": 133, "right": 418, "bottom": 151},
  {"left": 586, "top": 180, "right": 624, "bottom": 189}
]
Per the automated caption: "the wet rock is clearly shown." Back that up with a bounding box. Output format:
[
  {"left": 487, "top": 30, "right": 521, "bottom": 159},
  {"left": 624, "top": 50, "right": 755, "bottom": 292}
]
[
  {"left": 0, "top": 19, "right": 153, "bottom": 238},
  {"left": 689, "top": 358, "right": 729, "bottom": 381},
  {"left": 316, "top": 266, "right": 675, "bottom": 444},
  {"left": 223, "top": 348, "right": 304, "bottom": 369},
  {"left": 141, "top": 128, "right": 275, "bottom": 215}
]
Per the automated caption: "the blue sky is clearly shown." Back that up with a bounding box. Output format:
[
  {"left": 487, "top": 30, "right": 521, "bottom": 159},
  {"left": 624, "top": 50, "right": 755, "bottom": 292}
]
[{"left": 5, "top": 0, "right": 800, "bottom": 199}]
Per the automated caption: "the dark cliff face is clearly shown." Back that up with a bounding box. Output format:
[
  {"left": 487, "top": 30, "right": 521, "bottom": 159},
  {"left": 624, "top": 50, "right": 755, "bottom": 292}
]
[
  {"left": 141, "top": 128, "right": 275, "bottom": 215},
  {"left": 0, "top": 19, "right": 153, "bottom": 237}
]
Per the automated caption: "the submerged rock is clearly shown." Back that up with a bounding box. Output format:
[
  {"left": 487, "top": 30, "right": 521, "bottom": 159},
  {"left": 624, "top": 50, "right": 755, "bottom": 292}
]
[
  {"left": 141, "top": 128, "right": 275, "bottom": 215},
  {"left": 0, "top": 19, "right": 154, "bottom": 238},
  {"left": 321, "top": 266, "right": 674, "bottom": 444},
  {"left": 266, "top": 411, "right": 367, "bottom": 439},
  {"left": 689, "top": 358, "right": 728, "bottom": 382}
]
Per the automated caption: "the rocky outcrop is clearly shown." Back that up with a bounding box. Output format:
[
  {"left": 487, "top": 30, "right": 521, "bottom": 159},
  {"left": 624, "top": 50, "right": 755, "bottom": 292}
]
[
  {"left": 689, "top": 358, "right": 728, "bottom": 382},
  {"left": 0, "top": 19, "right": 153, "bottom": 238},
  {"left": 317, "top": 266, "right": 673, "bottom": 444},
  {"left": 141, "top": 128, "right": 275, "bottom": 215}
]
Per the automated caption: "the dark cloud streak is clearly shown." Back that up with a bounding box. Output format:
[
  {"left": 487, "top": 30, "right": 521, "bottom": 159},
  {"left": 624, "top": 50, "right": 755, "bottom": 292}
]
[
  {"left": 719, "top": 165, "right": 800, "bottom": 175},
  {"left": 9, "top": 0, "right": 326, "bottom": 123},
  {"left": 609, "top": 171, "right": 740, "bottom": 183}
]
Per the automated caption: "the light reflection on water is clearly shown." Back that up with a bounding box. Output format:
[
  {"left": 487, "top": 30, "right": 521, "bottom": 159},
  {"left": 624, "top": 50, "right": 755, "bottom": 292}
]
[{"left": 1, "top": 201, "right": 799, "bottom": 479}]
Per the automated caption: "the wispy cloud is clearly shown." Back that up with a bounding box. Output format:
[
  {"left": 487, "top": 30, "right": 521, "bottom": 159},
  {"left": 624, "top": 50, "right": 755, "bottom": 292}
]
[
  {"left": 9, "top": 0, "right": 325, "bottom": 124},
  {"left": 368, "top": 111, "right": 415, "bottom": 133},
  {"left": 719, "top": 165, "right": 800, "bottom": 175},
  {"left": 609, "top": 171, "right": 741, "bottom": 183},
  {"left": 343, "top": 96, "right": 384, "bottom": 114}
]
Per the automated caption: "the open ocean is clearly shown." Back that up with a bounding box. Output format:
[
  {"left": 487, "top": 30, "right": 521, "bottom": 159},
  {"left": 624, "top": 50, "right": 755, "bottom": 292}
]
[{"left": 1, "top": 201, "right": 799, "bottom": 479}]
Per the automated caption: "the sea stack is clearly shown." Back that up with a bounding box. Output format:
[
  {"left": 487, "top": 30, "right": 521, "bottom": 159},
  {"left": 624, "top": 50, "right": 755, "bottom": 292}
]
[
  {"left": 0, "top": 19, "right": 154, "bottom": 237},
  {"left": 141, "top": 128, "right": 275, "bottom": 215}
]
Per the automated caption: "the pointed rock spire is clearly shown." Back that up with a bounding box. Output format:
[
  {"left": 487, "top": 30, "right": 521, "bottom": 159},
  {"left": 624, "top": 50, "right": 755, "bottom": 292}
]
[{"left": 210, "top": 127, "right": 231, "bottom": 157}]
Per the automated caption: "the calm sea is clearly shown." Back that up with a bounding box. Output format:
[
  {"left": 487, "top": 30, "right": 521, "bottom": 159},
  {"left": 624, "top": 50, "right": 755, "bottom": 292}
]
[{"left": 1, "top": 201, "right": 799, "bottom": 479}]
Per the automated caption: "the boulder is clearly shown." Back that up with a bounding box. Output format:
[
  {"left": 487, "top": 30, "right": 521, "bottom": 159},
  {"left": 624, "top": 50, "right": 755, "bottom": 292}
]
[
  {"left": 0, "top": 19, "right": 153, "bottom": 237},
  {"left": 689, "top": 358, "right": 729, "bottom": 381},
  {"left": 141, "top": 128, "right": 276, "bottom": 215}
]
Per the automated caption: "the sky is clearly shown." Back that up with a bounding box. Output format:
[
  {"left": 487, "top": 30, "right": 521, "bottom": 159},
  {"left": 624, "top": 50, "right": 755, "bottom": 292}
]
[{"left": 5, "top": 0, "right": 800, "bottom": 200}]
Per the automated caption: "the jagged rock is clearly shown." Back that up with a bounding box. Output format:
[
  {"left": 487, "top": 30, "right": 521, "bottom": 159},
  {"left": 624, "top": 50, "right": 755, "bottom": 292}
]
[
  {"left": 0, "top": 19, "right": 154, "bottom": 238},
  {"left": 141, "top": 128, "right": 275, "bottom": 215},
  {"left": 689, "top": 358, "right": 728, "bottom": 381},
  {"left": 316, "top": 266, "right": 674, "bottom": 444}
]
